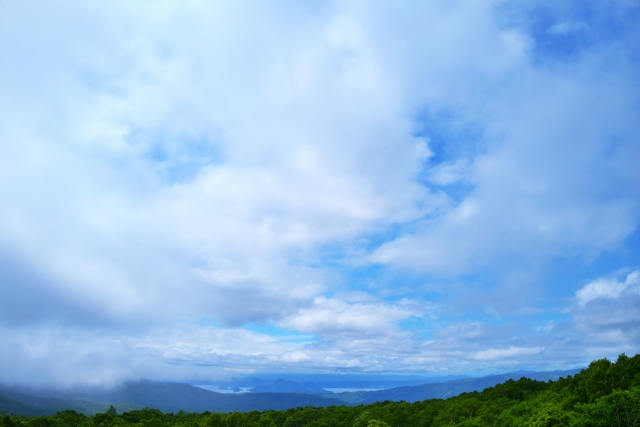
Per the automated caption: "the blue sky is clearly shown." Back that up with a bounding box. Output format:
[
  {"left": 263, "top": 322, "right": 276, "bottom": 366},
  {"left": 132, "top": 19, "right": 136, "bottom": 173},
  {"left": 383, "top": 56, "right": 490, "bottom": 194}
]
[{"left": 0, "top": 0, "right": 639, "bottom": 387}]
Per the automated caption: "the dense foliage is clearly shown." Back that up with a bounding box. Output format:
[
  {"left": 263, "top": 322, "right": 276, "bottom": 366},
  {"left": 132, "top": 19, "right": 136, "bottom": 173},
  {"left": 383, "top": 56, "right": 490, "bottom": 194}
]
[{"left": 2, "top": 354, "right": 640, "bottom": 427}]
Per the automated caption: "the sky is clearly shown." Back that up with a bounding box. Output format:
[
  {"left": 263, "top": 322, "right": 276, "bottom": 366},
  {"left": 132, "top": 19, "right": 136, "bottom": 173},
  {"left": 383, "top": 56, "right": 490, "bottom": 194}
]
[{"left": 0, "top": 0, "right": 639, "bottom": 388}]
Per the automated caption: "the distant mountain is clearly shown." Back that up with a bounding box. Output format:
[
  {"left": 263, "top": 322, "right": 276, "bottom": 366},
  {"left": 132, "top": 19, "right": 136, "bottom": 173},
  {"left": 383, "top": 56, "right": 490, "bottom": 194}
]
[
  {"left": 0, "top": 369, "right": 583, "bottom": 416},
  {"left": 207, "top": 373, "right": 467, "bottom": 390},
  {"left": 250, "top": 379, "right": 329, "bottom": 394},
  {"left": 0, "top": 380, "right": 348, "bottom": 415},
  {"left": 332, "top": 369, "right": 583, "bottom": 404},
  {"left": 0, "top": 394, "right": 51, "bottom": 416},
  {"left": 94, "top": 380, "right": 345, "bottom": 412},
  {"left": 0, "top": 387, "right": 140, "bottom": 416}
]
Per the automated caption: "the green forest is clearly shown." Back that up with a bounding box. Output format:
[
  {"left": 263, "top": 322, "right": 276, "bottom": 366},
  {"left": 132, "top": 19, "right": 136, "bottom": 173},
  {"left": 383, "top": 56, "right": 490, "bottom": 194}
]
[{"left": 3, "top": 354, "right": 640, "bottom": 427}]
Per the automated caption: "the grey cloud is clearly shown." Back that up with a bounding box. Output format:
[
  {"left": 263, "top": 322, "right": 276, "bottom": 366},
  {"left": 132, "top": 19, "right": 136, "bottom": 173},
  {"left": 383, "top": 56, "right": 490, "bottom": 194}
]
[
  {"left": 573, "top": 271, "right": 640, "bottom": 342},
  {"left": 0, "top": 250, "right": 75, "bottom": 326},
  {"left": 0, "top": 250, "right": 132, "bottom": 328}
]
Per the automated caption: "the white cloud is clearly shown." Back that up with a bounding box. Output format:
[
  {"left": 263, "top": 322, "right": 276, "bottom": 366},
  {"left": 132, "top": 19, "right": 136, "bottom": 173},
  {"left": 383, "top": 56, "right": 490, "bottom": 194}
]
[
  {"left": 428, "top": 159, "right": 471, "bottom": 186},
  {"left": 277, "top": 297, "right": 423, "bottom": 338},
  {"left": 0, "top": 0, "right": 531, "bottom": 330},
  {"left": 0, "top": 0, "right": 443, "bottom": 330},
  {"left": 573, "top": 271, "right": 640, "bottom": 343},
  {"left": 370, "top": 45, "right": 640, "bottom": 281},
  {"left": 471, "top": 346, "right": 545, "bottom": 361},
  {"left": 575, "top": 271, "right": 638, "bottom": 306},
  {"left": 547, "top": 20, "right": 589, "bottom": 35},
  {"left": 0, "top": 0, "right": 638, "bottom": 385}
]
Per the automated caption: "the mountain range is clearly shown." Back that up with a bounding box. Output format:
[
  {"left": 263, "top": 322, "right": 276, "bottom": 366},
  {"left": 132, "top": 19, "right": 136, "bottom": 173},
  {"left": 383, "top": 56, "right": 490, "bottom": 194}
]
[
  {"left": 332, "top": 369, "right": 582, "bottom": 404},
  {"left": 208, "top": 373, "right": 468, "bottom": 390},
  {"left": 0, "top": 368, "right": 581, "bottom": 416}
]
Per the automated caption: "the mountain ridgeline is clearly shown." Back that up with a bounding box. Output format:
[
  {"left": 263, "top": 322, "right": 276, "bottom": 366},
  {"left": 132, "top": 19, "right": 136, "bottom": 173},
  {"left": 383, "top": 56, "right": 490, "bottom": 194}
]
[
  {"left": 1, "top": 354, "right": 639, "bottom": 426},
  {"left": 0, "top": 369, "right": 580, "bottom": 415}
]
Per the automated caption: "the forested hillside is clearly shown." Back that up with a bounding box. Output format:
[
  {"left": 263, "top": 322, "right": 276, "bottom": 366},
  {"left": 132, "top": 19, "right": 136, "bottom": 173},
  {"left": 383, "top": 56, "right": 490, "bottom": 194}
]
[
  {"left": 2, "top": 354, "right": 639, "bottom": 427},
  {"left": 333, "top": 368, "right": 580, "bottom": 404}
]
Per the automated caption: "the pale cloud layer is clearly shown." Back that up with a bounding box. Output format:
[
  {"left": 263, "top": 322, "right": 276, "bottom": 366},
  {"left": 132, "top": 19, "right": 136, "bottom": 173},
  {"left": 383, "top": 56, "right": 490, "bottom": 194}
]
[{"left": 0, "top": 0, "right": 639, "bottom": 386}]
